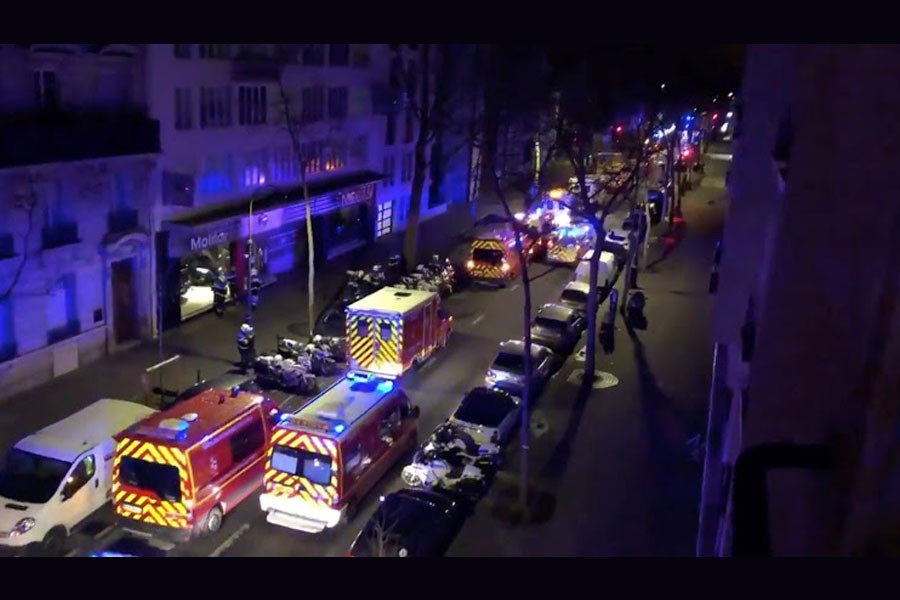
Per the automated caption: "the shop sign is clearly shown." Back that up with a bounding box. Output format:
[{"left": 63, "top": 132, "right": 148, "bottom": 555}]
[
  {"left": 190, "top": 231, "right": 229, "bottom": 251},
  {"left": 337, "top": 183, "right": 375, "bottom": 207}
]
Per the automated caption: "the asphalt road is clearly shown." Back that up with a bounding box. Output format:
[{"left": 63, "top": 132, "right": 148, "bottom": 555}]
[{"left": 76, "top": 262, "right": 575, "bottom": 557}]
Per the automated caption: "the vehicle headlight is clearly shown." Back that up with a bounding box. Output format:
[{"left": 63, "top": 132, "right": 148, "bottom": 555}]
[{"left": 11, "top": 517, "right": 35, "bottom": 536}]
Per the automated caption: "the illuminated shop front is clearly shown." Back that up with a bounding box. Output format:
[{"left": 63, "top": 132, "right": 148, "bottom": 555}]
[{"left": 156, "top": 171, "right": 380, "bottom": 328}]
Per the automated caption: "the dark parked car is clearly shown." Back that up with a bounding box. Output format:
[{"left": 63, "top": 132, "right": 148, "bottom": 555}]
[
  {"left": 530, "top": 303, "right": 586, "bottom": 355},
  {"left": 485, "top": 340, "right": 560, "bottom": 398},
  {"left": 348, "top": 488, "right": 472, "bottom": 557}
]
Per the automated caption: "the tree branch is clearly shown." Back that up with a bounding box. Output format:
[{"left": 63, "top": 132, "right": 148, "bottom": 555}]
[{"left": 0, "top": 172, "right": 39, "bottom": 301}]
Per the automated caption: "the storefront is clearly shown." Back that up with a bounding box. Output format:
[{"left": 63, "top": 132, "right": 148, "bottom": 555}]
[{"left": 156, "top": 172, "right": 379, "bottom": 328}]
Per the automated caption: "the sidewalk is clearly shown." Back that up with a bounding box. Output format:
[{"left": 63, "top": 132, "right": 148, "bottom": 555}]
[
  {"left": 448, "top": 155, "right": 727, "bottom": 556},
  {"left": 0, "top": 204, "right": 476, "bottom": 455}
]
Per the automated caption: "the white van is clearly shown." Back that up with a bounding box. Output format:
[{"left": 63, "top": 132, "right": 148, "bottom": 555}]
[
  {"left": 574, "top": 249, "right": 617, "bottom": 289},
  {"left": 0, "top": 399, "right": 156, "bottom": 556}
]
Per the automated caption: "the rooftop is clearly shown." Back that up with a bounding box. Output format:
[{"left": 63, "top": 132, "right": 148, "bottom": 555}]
[
  {"left": 119, "top": 388, "right": 268, "bottom": 448},
  {"left": 348, "top": 286, "right": 436, "bottom": 315},
  {"left": 499, "top": 339, "right": 550, "bottom": 358},
  {"left": 15, "top": 399, "right": 157, "bottom": 463},
  {"left": 285, "top": 376, "right": 396, "bottom": 439}
]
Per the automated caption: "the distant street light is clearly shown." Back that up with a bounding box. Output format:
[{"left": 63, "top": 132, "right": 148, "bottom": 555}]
[
  {"left": 726, "top": 111, "right": 734, "bottom": 119},
  {"left": 728, "top": 92, "right": 735, "bottom": 99},
  {"left": 660, "top": 83, "right": 666, "bottom": 90}
]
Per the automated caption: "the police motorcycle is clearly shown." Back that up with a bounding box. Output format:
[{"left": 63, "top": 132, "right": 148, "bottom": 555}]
[
  {"left": 252, "top": 353, "right": 318, "bottom": 395},
  {"left": 275, "top": 335, "right": 341, "bottom": 377},
  {"left": 423, "top": 255, "right": 455, "bottom": 297},
  {"left": 277, "top": 334, "right": 346, "bottom": 363},
  {"left": 400, "top": 422, "right": 501, "bottom": 500}
]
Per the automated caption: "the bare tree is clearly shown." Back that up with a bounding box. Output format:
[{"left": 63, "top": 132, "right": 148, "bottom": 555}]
[
  {"left": 272, "top": 76, "right": 317, "bottom": 338},
  {"left": 365, "top": 508, "right": 402, "bottom": 557},
  {"left": 0, "top": 171, "right": 39, "bottom": 301}
]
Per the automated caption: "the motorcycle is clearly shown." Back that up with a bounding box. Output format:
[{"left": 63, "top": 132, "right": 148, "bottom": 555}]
[
  {"left": 278, "top": 334, "right": 347, "bottom": 364},
  {"left": 275, "top": 336, "right": 342, "bottom": 376},
  {"left": 400, "top": 423, "right": 500, "bottom": 499},
  {"left": 253, "top": 353, "right": 318, "bottom": 395}
]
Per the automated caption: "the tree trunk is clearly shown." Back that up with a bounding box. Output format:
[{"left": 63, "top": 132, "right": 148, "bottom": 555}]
[
  {"left": 583, "top": 221, "right": 604, "bottom": 385},
  {"left": 402, "top": 45, "right": 432, "bottom": 271}
]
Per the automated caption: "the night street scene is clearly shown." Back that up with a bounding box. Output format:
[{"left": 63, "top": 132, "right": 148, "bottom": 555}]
[{"left": 0, "top": 43, "right": 896, "bottom": 559}]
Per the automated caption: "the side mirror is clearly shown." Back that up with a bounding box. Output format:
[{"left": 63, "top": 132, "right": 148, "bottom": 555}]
[
  {"left": 60, "top": 486, "right": 73, "bottom": 502},
  {"left": 404, "top": 405, "right": 421, "bottom": 419}
]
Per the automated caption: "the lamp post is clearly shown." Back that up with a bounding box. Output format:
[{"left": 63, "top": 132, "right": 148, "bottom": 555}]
[{"left": 246, "top": 185, "right": 274, "bottom": 321}]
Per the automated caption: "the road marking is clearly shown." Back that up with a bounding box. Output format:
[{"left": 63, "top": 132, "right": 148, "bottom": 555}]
[
  {"left": 472, "top": 314, "right": 485, "bottom": 325},
  {"left": 209, "top": 523, "right": 250, "bottom": 557},
  {"left": 92, "top": 523, "right": 117, "bottom": 540},
  {"left": 64, "top": 547, "right": 79, "bottom": 557},
  {"left": 509, "top": 284, "right": 520, "bottom": 292}
]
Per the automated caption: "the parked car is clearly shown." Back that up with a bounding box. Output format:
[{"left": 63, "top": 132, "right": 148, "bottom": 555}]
[
  {"left": 448, "top": 387, "right": 520, "bottom": 447},
  {"left": 558, "top": 281, "right": 593, "bottom": 317},
  {"left": 530, "top": 303, "right": 586, "bottom": 355},
  {"left": 485, "top": 340, "right": 560, "bottom": 398},
  {"left": 348, "top": 488, "right": 472, "bottom": 557}
]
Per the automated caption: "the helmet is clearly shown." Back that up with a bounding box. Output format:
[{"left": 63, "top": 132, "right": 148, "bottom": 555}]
[
  {"left": 432, "top": 254, "right": 440, "bottom": 262},
  {"left": 372, "top": 264, "right": 383, "bottom": 272},
  {"left": 312, "top": 334, "right": 323, "bottom": 343},
  {"left": 305, "top": 344, "right": 317, "bottom": 353},
  {"left": 240, "top": 323, "right": 252, "bottom": 334},
  {"left": 250, "top": 269, "right": 258, "bottom": 277}
]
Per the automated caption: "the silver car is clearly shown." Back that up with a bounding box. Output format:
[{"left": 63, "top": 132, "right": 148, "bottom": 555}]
[
  {"left": 485, "top": 340, "right": 560, "bottom": 398},
  {"left": 448, "top": 387, "right": 520, "bottom": 447}
]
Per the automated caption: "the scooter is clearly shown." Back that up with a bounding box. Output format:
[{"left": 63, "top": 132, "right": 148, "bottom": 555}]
[{"left": 400, "top": 423, "right": 500, "bottom": 499}]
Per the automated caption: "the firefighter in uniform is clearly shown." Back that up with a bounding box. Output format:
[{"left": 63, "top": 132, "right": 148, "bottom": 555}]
[
  {"left": 212, "top": 272, "right": 228, "bottom": 317},
  {"left": 237, "top": 321, "right": 256, "bottom": 371},
  {"left": 249, "top": 269, "right": 262, "bottom": 311}
]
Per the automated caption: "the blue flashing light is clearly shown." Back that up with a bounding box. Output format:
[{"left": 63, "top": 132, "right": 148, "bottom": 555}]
[
  {"left": 279, "top": 413, "right": 290, "bottom": 422},
  {"left": 333, "top": 423, "right": 346, "bottom": 434},
  {"left": 377, "top": 379, "right": 395, "bottom": 394}
]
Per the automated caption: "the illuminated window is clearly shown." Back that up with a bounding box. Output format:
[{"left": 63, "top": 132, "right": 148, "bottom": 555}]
[
  {"left": 376, "top": 201, "right": 393, "bottom": 238},
  {"left": 240, "top": 150, "right": 269, "bottom": 188}
]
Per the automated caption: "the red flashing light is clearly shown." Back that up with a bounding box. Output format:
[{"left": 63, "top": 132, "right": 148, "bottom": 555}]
[
  {"left": 712, "top": 113, "right": 719, "bottom": 121},
  {"left": 615, "top": 126, "right": 624, "bottom": 134}
]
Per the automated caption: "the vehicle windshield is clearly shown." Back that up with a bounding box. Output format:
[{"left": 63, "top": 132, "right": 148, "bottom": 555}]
[
  {"left": 118, "top": 456, "right": 181, "bottom": 502},
  {"left": 472, "top": 248, "right": 504, "bottom": 265},
  {"left": 534, "top": 316, "right": 566, "bottom": 331},
  {"left": 454, "top": 391, "right": 517, "bottom": 428},
  {"left": 270, "top": 446, "right": 333, "bottom": 486},
  {"left": 493, "top": 352, "right": 525, "bottom": 375},
  {"left": 561, "top": 289, "right": 588, "bottom": 304},
  {"left": 0, "top": 449, "right": 71, "bottom": 504}
]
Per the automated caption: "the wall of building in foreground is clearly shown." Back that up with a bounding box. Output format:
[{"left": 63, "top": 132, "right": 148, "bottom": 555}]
[{"left": 700, "top": 44, "right": 900, "bottom": 556}]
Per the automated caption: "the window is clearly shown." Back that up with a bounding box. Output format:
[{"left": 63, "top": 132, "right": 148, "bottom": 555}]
[
  {"left": 238, "top": 85, "right": 267, "bottom": 126},
  {"left": 229, "top": 417, "right": 265, "bottom": 464},
  {"left": 404, "top": 106, "right": 414, "bottom": 143},
  {"left": 385, "top": 112, "right": 397, "bottom": 146},
  {"left": 323, "top": 142, "right": 347, "bottom": 171},
  {"left": 198, "top": 44, "right": 231, "bottom": 59},
  {"left": 301, "top": 87, "right": 325, "bottom": 123},
  {"left": 350, "top": 135, "right": 368, "bottom": 165},
  {"left": 0, "top": 298, "right": 15, "bottom": 362},
  {"left": 41, "top": 180, "right": 68, "bottom": 229},
  {"left": 34, "top": 70, "right": 59, "bottom": 110},
  {"left": 173, "top": 44, "right": 192, "bottom": 59},
  {"left": 112, "top": 173, "right": 133, "bottom": 211},
  {"left": 199, "top": 154, "right": 235, "bottom": 195},
  {"left": 329, "top": 44, "right": 350, "bottom": 66},
  {"left": 401, "top": 153, "right": 414, "bottom": 183},
  {"left": 270, "top": 146, "right": 297, "bottom": 183},
  {"left": 270, "top": 446, "right": 332, "bottom": 485},
  {"left": 174, "top": 87, "right": 193, "bottom": 130},
  {"left": 356, "top": 318, "right": 370, "bottom": 338},
  {"left": 301, "top": 140, "right": 323, "bottom": 175},
  {"left": 240, "top": 150, "right": 269, "bottom": 188},
  {"left": 328, "top": 87, "right": 348, "bottom": 120},
  {"left": 379, "top": 322, "right": 392, "bottom": 341},
  {"left": 302, "top": 44, "right": 325, "bottom": 66},
  {"left": 46, "top": 273, "right": 78, "bottom": 343},
  {"left": 63, "top": 455, "right": 95, "bottom": 497},
  {"left": 382, "top": 156, "right": 396, "bottom": 188},
  {"left": 119, "top": 457, "right": 181, "bottom": 502},
  {"left": 200, "top": 86, "right": 232, "bottom": 129},
  {"left": 376, "top": 201, "right": 393, "bottom": 238},
  {"left": 454, "top": 391, "right": 516, "bottom": 428}
]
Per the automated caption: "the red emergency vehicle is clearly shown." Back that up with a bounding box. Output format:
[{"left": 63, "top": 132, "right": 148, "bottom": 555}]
[
  {"left": 111, "top": 387, "right": 280, "bottom": 542},
  {"left": 259, "top": 374, "right": 420, "bottom": 533},
  {"left": 346, "top": 287, "right": 451, "bottom": 379},
  {"left": 466, "top": 225, "right": 536, "bottom": 285}
]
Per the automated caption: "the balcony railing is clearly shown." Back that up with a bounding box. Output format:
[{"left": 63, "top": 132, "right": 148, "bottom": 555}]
[
  {"left": 108, "top": 209, "right": 140, "bottom": 234},
  {"left": 0, "top": 111, "right": 160, "bottom": 169},
  {"left": 42, "top": 222, "right": 80, "bottom": 250}
]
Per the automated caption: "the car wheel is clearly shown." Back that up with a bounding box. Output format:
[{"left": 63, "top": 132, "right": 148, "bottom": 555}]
[
  {"left": 41, "top": 526, "right": 68, "bottom": 557},
  {"left": 204, "top": 505, "right": 224, "bottom": 535}
]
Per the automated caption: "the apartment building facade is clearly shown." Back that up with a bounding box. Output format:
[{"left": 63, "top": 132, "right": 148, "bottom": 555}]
[
  {"left": 0, "top": 44, "right": 160, "bottom": 399},
  {"left": 698, "top": 44, "right": 900, "bottom": 556},
  {"left": 146, "top": 44, "right": 460, "bottom": 327}
]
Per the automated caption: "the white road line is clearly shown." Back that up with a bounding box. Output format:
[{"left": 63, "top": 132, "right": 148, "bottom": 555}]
[
  {"left": 472, "top": 314, "right": 485, "bottom": 325},
  {"left": 209, "top": 523, "right": 251, "bottom": 557},
  {"left": 92, "top": 523, "right": 117, "bottom": 540},
  {"left": 64, "top": 547, "right": 79, "bottom": 558},
  {"left": 510, "top": 284, "right": 520, "bottom": 292}
]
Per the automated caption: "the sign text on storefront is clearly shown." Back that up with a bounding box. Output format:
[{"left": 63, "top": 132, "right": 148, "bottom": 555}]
[{"left": 190, "top": 231, "right": 229, "bottom": 251}]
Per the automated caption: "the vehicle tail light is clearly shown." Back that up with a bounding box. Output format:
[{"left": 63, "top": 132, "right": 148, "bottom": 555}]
[
  {"left": 466, "top": 260, "right": 475, "bottom": 270},
  {"left": 501, "top": 262, "right": 510, "bottom": 273}
]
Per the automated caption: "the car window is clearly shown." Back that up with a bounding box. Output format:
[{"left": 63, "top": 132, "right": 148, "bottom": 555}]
[
  {"left": 534, "top": 316, "right": 566, "bottom": 331},
  {"left": 454, "top": 392, "right": 516, "bottom": 428},
  {"left": 64, "top": 455, "right": 96, "bottom": 497},
  {"left": 229, "top": 416, "right": 265, "bottom": 464}
]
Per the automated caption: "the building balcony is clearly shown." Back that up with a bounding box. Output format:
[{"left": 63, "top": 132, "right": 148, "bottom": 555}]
[{"left": 0, "top": 111, "right": 160, "bottom": 169}]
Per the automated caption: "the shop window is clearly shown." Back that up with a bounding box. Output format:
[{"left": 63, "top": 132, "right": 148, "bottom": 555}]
[{"left": 376, "top": 201, "right": 393, "bottom": 238}]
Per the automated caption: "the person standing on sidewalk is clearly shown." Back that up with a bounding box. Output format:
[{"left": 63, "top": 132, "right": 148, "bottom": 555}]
[
  {"left": 237, "top": 321, "right": 256, "bottom": 371},
  {"left": 213, "top": 272, "right": 228, "bottom": 317}
]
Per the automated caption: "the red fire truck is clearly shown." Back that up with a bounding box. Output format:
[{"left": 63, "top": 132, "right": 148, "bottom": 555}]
[
  {"left": 345, "top": 287, "right": 452, "bottom": 379},
  {"left": 259, "top": 374, "right": 420, "bottom": 533}
]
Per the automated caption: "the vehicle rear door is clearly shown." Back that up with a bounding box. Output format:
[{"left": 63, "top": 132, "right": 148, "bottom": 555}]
[{"left": 371, "top": 313, "right": 402, "bottom": 374}]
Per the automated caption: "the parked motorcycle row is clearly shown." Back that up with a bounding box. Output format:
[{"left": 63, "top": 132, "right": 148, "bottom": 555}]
[{"left": 252, "top": 334, "right": 348, "bottom": 396}]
